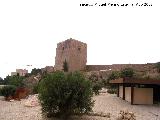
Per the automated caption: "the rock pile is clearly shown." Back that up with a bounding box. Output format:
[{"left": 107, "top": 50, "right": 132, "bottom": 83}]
[
  {"left": 117, "top": 110, "right": 136, "bottom": 120},
  {"left": 24, "top": 94, "right": 39, "bottom": 107}
]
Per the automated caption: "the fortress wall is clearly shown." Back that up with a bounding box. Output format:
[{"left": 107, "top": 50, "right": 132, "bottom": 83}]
[
  {"left": 86, "top": 63, "right": 154, "bottom": 72},
  {"left": 55, "top": 38, "right": 87, "bottom": 72}
]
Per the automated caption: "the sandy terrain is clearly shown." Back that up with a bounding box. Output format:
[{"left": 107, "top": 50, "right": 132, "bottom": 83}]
[{"left": 0, "top": 93, "right": 160, "bottom": 120}]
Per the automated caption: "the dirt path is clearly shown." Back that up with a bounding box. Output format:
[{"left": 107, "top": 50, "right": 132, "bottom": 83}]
[{"left": 0, "top": 93, "right": 160, "bottom": 120}]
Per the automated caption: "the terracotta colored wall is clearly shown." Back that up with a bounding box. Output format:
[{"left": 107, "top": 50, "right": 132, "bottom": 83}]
[
  {"left": 119, "top": 86, "right": 123, "bottom": 98},
  {"left": 133, "top": 88, "right": 153, "bottom": 105},
  {"left": 125, "top": 87, "right": 131, "bottom": 102},
  {"left": 55, "top": 38, "right": 87, "bottom": 72}
]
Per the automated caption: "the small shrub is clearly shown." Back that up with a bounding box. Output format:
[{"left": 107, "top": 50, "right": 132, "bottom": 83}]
[
  {"left": 38, "top": 71, "right": 94, "bottom": 119},
  {"left": 120, "top": 68, "right": 134, "bottom": 78},
  {"left": 92, "top": 82, "right": 103, "bottom": 95},
  {"left": 1, "top": 85, "right": 16, "bottom": 98}
]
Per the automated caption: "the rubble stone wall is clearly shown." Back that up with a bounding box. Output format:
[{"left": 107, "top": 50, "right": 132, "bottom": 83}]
[
  {"left": 55, "top": 38, "right": 87, "bottom": 72},
  {"left": 86, "top": 63, "right": 154, "bottom": 72}
]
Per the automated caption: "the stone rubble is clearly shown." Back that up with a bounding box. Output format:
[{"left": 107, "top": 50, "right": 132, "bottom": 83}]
[
  {"left": 117, "top": 110, "right": 136, "bottom": 120},
  {"left": 24, "top": 94, "right": 39, "bottom": 107}
]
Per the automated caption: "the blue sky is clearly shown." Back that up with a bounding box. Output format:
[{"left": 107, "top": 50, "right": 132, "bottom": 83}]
[{"left": 0, "top": 0, "right": 160, "bottom": 78}]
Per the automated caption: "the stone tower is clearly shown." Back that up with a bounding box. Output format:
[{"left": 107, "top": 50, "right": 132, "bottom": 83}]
[{"left": 54, "top": 38, "right": 87, "bottom": 72}]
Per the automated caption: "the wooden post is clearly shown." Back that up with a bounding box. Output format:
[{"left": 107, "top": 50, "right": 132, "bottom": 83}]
[
  {"left": 123, "top": 85, "right": 125, "bottom": 100},
  {"left": 131, "top": 86, "right": 134, "bottom": 105},
  {"left": 117, "top": 84, "right": 119, "bottom": 97}
]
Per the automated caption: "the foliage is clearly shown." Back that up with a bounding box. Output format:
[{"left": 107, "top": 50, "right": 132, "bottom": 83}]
[
  {"left": 63, "top": 59, "right": 68, "bottom": 72},
  {"left": 0, "top": 85, "right": 16, "bottom": 97},
  {"left": 0, "top": 77, "right": 4, "bottom": 85},
  {"left": 31, "top": 68, "right": 42, "bottom": 75},
  {"left": 104, "top": 71, "right": 119, "bottom": 94},
  {"left": 88, "top": 74, "right": 103, "bottom": 95},
  {"left": 92, "top": 82, "right": 103, "bottom": 95},
  {"left": 38, "top": 71, "right": 94, "bottom": 119},
  {"left": 3, "top": 75, "right": 25, "bottom": 87},
  {"left": 155, "top": 62, "right": 160, "bottom": 73},
  {"left": 32, "top": 83, "right": 39, "bottom": 94},
  {"left": 108, "top": 71, "right": 120, "bottom": 81},
  {"left": 120, "top": 68, "right": 135, "bottom": 78}
]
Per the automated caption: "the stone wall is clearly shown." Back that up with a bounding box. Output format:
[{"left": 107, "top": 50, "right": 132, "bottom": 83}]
[
  {"left": 86, "top": 63, "right": 155, "bottom": 72},
  {"left": 11, "top": 69, "right": 28, "bottom": 76},
  {"left": 16, "top": 69, "right": 28, "bottom": 76},
  {"left": 41, "top": 66, "right": 54, "bottom": 73},
  {"left": 54, "top": 38, "right": 87, "bottom": 72}
]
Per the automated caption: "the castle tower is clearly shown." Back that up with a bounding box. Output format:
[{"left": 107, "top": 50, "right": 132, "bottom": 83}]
[{"left": 54, "top": 38, "right": 87, "bottom": 72}]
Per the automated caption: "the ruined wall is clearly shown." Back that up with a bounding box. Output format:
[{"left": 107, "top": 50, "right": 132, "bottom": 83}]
[
  {"left": 41, "top": 66, "right": 54, "bottom": 73},
  {"left": 55, "top": 38, "right": 87, "bottom": 72},
  {"left": 11, "top": 69, "right": 28, "bottom": 76},
  {"left": 86, "top": 63, "right": 154, "bottom": 72},
  {"left": 16, "top": 69, "right": 28, "bottom": 76}
]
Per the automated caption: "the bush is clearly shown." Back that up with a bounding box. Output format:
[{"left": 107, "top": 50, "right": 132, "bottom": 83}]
[
  {"left": 120, "top": 68, "right": 134, "bottom": 78},
  {"left": 108, "top": 71, "right": 120, "bottom": 81},
  {"left": 32, "top": 83, "right": 39, "bottom": 94},
  {"left": 88, "top": 74, "right": 103, "bottom": 95},
  {"left": 0, "top": 85, "right": 16, "bottom": 98},
  {"left": 3, "top": 75, "right": 25, "bottom": 87},
  {"left": 38, "top": 71, "right": 94, "bottom": 119},
  {"left": 92, "top": 82, "right": 103, "bottom": 95}
]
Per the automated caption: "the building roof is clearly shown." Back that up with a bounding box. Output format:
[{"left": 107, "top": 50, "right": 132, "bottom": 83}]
[{"left": 110, "top": 78, "right": 160, "bottom": 85}]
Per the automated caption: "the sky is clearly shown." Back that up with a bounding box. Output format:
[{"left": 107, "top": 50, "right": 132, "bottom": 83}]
[{"left": 0, "top": 0, "right": 160, "bottom": 78}]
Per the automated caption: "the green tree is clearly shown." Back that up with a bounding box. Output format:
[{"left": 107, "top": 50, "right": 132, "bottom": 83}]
[
  {"left": 0, "top": 85, "right": 16, "bottom": 98},
  {"left": 120, "top": 68, "right": 134, "bottom": 78},
  {"left": 107, "top": 71, "right": 120, "bottom": 81},
  {"left": 3, "top": 75, "right": 25, "bottom": 87},
  {"left": 107, "top": 71, "right": 119, "bottom": 94},
  {"left": 38, "top": 71, "right": 94, "bottom": 119},
  {"left": 63, "top": 59, "right": 68, "bottom": 72},
  {"left": 0, "top": 77, "right": 4, "bottom": 85},
  {"left": 88, "top": 74, "right": 102, "bottom": 95},
  {"left": 31, "top": 68, "right": 42, "bottom": 75}
]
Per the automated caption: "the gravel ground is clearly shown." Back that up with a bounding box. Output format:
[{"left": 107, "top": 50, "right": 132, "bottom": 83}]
[{"left": 0, "top": 93, "right": 160, "bottom": 120}]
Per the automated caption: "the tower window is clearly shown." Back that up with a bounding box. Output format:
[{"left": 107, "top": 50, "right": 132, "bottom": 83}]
[
  {"left": 78, "top": 47, "right": 81, "bottom": 51},
  {"left": 62, "top": 47, "right": 64, "bottom": 50}
]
